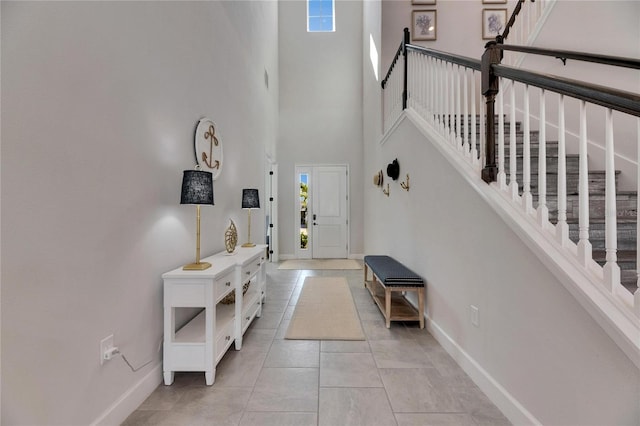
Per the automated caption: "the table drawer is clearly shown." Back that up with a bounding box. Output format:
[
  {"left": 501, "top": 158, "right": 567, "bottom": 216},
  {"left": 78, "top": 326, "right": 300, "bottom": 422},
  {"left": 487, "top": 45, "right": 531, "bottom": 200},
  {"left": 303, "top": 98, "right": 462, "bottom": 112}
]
[
  {"left": 215, "top": 320, "right": 235, "bottom": 362},
  {"left": 214, "top": 270, "right": 235, "bottom": 302},
  {"left": 241, "top": 255, "right": 263, "bottom": 281},
  {"left": 241, "top": 298, "right": 260, "bottom": 332}
]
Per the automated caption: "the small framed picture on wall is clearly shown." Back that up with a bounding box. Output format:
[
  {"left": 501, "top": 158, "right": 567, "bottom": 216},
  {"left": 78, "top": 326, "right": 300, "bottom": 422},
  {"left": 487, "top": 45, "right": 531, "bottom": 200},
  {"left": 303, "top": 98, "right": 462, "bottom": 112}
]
[
  {"left": 412, "top": 10, "right": 437, "bottom": 41},
  {"left": 482, "top": 8, "right": 507, "bottom": 39}
]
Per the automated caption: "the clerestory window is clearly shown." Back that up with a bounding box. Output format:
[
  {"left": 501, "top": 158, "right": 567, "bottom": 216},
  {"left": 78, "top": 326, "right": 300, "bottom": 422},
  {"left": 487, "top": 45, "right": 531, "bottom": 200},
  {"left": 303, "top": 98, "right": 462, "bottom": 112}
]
[{"left": 307, "top": 0, "right": 335, "bottom": 32}]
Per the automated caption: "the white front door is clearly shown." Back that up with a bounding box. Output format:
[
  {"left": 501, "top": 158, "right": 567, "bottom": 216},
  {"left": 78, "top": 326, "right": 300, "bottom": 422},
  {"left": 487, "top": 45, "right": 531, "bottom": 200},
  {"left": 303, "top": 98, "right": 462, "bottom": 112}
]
[{"left": 311, "top": 165, "right": 348, "bottom": 259}]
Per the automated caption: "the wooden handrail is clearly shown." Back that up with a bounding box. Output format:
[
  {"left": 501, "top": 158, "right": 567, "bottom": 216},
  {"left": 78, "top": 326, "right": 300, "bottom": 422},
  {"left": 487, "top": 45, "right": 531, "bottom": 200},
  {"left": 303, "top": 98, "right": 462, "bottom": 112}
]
[
  {"left": 501, "top": 0, "right": 535, "bottom": 42},
  {"left": 406, "top": 44, "right": 481, "bottom": 71},
  {"left": 494, "top": 64, "right": 640, "bottom": 117},
  {"left": 381, "top": 43, "right": 403, "bottom": 89},
  {"left": 381, "top": 28, "right": 410, "bottom": 90},
  {"left": 497, "top": 44, "right": 640, "bottom": 70}
]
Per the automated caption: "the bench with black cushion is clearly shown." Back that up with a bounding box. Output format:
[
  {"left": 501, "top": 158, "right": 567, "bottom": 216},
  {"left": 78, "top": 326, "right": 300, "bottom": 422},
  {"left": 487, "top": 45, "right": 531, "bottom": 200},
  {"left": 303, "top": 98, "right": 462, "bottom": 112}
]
[{"left": 363, "top": 255, "right": 425, "bottom": 329}]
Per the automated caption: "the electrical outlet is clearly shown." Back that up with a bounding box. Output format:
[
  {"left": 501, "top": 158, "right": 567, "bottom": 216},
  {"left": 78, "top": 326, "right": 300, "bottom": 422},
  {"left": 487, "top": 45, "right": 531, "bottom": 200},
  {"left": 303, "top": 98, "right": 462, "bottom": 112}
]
[
  {"left": 470, "top": 305, "right": 479, "bottom": 327},
  {"left": 100, "top": 334, "right": 114, "bottom": 365}
]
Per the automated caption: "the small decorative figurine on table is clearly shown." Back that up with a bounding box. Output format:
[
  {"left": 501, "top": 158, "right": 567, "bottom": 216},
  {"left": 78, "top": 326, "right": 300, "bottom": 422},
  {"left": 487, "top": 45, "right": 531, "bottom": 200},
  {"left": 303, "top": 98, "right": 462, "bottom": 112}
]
[{"left": 225, "top": 219, "right": 238, "bottom": 253}]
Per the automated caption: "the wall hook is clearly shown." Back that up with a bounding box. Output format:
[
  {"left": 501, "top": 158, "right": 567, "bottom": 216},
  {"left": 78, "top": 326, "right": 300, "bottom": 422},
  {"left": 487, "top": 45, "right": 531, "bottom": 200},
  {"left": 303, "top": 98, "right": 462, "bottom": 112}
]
[
  {"left": 382, "top": 183, "right": 390, "bottom": 197},
  {"left": 400, "top": 174, "right": 410, "bottom": 191}
]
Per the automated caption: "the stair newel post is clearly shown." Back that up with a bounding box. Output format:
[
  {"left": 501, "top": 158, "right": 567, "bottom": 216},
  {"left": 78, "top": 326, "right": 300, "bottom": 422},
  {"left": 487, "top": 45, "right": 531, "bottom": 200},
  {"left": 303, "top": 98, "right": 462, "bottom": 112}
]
[
  {"left": 577, "top": 100, "right": 592, "bottom": 267},
  {"left": 402, "top": 27, "right": 409, "bottom": 111},
  {"left": 603, "top": 108, "right": 620, "bottom": 291},
  {"left": 556, "top": 94, "right": 570, "bottom": 246},
  {"left": 481, "top": 41, "right": 501, "bottom": 183}
]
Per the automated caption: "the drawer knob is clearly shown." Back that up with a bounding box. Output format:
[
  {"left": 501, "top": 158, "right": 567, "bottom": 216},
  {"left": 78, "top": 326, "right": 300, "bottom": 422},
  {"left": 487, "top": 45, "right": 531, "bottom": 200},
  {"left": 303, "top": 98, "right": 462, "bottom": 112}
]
[
  {"left": 225, "top": 335, "right": 231, "bottom": 341},
  {"left": 225, "top": 281, "right": 231, "bottom": 287}
]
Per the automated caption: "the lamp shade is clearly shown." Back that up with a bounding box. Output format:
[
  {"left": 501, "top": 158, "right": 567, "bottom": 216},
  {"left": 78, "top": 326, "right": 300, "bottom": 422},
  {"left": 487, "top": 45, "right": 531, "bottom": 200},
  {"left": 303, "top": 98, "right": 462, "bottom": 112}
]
[
  {"left": 241, "top": 188, "right": 260, "bottom": 209},
  {"left": 181, "top": 170, "right": 214, "bottom": 205}
]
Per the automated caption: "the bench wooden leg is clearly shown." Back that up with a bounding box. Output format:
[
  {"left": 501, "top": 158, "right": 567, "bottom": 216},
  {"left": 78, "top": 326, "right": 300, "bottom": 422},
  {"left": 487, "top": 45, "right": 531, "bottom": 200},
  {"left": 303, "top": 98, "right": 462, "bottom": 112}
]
[
  {"left": 364, "top": 264, "right": 368, "bottom": 287},
  {"left": 385, "top": 287, "right": 391, "bottom": 328}
]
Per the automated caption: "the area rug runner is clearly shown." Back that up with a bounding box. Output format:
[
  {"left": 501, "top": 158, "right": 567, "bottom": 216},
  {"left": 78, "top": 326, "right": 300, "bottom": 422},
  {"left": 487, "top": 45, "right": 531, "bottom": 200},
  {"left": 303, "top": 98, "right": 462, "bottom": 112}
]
[
  {"left": 285, "top": 276, "right": 366, "bottom": 340},
  {"left": 278, "top": 259, "right": 362, "bottom": 270}
]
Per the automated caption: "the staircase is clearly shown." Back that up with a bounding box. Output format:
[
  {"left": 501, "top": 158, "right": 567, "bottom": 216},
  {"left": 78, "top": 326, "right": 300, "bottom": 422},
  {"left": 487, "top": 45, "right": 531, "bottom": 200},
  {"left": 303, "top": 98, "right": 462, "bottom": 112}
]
[
  {"left": 454, "top": 116, "right": 638, "bottom": 295},
  {"left": 497, "top": 119, "right": 638, "bottom": 295}
]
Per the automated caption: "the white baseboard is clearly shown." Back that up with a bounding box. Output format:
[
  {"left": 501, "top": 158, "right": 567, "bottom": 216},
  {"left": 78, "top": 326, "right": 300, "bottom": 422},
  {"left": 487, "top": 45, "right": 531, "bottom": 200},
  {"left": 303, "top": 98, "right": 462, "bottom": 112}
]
[
  {"left": 91, "top": 363, "right": 162, "bottom": 426},
  {"left": 427, "top": 319, "right": 541, "bottom": 426},
  {"left": 279, "top": 254, "right": 364, "bottom": 261},
  {"left": 400, "top": 293, "right": 540, "bottom": 425}
]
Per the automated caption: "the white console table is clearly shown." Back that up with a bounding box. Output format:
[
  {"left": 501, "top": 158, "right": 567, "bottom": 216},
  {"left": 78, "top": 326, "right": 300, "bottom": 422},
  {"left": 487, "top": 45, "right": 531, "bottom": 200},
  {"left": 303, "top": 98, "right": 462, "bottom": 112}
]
[{"left": 162, "top": 245, "right": 267, "bottom": 386}]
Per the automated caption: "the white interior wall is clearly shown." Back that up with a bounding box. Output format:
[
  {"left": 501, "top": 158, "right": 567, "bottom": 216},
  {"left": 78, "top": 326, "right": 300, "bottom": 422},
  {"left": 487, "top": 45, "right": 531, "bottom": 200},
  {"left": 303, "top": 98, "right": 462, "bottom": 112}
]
[
  {"left": 278, "top": 0, "right": 364, "bottom": 259},
  {"left": 1, "top": 2, "right": 278, "bottom": 424},
  {"left": 367, "top": 2, "right": 640, "bottom": 424},
  {"left": 365, "top": 115, "right": 640, "bottom": 425},
  {"left": 381, "top": 0, "right": 517, "bottom": 72}
]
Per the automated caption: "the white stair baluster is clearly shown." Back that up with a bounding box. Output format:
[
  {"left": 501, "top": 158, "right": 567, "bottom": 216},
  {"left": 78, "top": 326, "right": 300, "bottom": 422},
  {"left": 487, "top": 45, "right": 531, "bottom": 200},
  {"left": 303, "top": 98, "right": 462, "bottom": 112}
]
[
  {"left": 537, "top": 89, "right": 549, "bottom": 226},
  {"left": 471, "top": 70, "right": 478, "bottom": 164},
  {"left": 449, "top": 63, "right": 455, "bottom": 144},
  {"left": 407, "top": 53, "right": 412, "bottom": 110},
  {"left": 455, "top": 65, "right": 462, "bottom": 150},
  {"left": 603, "top": 108, "right": 620, "bottom": 292},
  {"left": 438, "top": 60, "right": 447, "bottom": 131},
  {"left": 480, "top": 95, "right": 486, "bottom": 171},
  {"left": 509, "top": 84, "right": 518, "bottom": 200},
  {"left": 497, "top": 78, "right": 506, "bottom": 189},
  {"left": 442, "top": 61, "right": 451, "bottom": 139},
  {"left": 451, "top": 62, "right": 457, "bottom": 145},
  {"left": 421, "top": 54, "right": 425, "bottom": 114},
  {"left": 577, "top": 100, "right": 592, "bottom": 266},
  {"left": 431, "top": 57, "right": 436, "bottom": 120},
  {"left": 440, "top": 59, "right": 445, "bottom": 131},
  {"left": 556, "top": 94, "right": 569, "bottom": 246},
  {"left": 407, "top": 52, "right": 413, "bottom": 110},
  {"left": 463, "top": 67, "right": 470, "bottom": 157},
  {"left": 417, "top": 54, "right": 424, "bottom": 114},
  {"left": 416, "top": 52, "right": 423, "bottom": 115},
  {"left": 522, "top": 84, "right": 533, "bottom": 213},
  {"left": 427, "top": 56, "right": 433, "bottom": 122}
]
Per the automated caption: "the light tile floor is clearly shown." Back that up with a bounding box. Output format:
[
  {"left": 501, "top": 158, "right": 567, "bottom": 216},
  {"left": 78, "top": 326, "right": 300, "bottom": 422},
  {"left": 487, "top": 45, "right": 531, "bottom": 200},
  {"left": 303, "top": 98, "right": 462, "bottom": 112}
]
[{"left": 123, "top": 263, "right": 511, "bottom": 426}]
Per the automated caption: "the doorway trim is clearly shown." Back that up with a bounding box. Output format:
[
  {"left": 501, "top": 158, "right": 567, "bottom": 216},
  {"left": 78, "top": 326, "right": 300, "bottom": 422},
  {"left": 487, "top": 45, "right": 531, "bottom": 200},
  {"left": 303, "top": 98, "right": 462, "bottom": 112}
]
[{"left": 294, "top": 164, "right": 350, "bottom": 259}]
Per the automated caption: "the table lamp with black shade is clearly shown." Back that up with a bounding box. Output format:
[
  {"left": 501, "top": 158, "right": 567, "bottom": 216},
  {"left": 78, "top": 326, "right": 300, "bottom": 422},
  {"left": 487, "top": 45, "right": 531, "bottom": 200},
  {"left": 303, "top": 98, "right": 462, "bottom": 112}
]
[
  {"left": 241, "top": 188, "right": 259, "bottom": 247},
  {"left": 181, "top": 169, "right": 214, "bottom": 270}
]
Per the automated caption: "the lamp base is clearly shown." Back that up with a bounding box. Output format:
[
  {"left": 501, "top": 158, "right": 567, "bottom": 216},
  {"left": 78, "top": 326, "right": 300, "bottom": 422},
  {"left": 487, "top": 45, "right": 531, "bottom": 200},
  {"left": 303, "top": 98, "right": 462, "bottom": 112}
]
[
  {"left": 183, "top": 261, "right": 212, "bottom": 271},
  {"left": 241, "top": 242, "right": 256, "bottom": 248}
]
